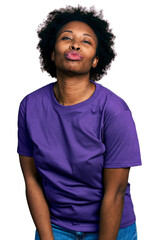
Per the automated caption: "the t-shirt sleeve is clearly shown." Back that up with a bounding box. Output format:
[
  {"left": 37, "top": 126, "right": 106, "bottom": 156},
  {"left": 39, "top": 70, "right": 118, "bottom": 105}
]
[
  {"left": 103, "top": 110, "right": 142, "bottom": 168},
  {"left": 17, "top": 96, "right": 34, "bottom": 157}
]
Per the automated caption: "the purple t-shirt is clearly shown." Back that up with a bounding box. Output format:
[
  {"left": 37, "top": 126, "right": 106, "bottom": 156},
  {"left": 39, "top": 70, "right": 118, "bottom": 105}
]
[{"left": 17, "top": 80, "right": 142, "bottom": 232}]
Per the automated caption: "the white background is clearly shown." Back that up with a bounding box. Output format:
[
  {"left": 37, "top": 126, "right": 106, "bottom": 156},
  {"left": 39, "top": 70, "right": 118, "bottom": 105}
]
[{"left": 0, "top": 0, "right": 158, "bottom": 239}]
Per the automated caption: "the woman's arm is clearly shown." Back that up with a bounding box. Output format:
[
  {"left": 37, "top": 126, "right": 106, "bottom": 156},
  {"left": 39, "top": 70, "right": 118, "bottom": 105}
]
[
  {"left": 19, "top": 155, "right": 54, "bottom": 240},
  {"left": 98, "top": 168, "right": 130, "bottom": 240}
]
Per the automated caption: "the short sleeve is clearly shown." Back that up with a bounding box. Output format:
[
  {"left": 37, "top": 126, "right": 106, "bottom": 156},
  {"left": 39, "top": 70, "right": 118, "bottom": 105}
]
[
  {"left": 103, "top": 110, "right": 142, "bottom": 168},
  {"left": 17, "top": 97, "right": 34, "bottom": 157}
]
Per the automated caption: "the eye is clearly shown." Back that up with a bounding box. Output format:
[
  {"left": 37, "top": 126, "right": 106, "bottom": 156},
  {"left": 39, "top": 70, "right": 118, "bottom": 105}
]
[
  {"left": 61, "top": 36, "right": 71, "bottom": 40},
  {"left": 83, "top": 40, "right": 91, "bottom": 45}
]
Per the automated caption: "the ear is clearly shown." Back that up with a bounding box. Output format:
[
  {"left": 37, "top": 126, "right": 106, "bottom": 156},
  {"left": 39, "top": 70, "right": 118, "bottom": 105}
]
[
  {"left": 51, "top": 51, "right": 55, "bottom": 61},
  {"left": 92, "top": 56, "right": 99, "bottom": 68}
]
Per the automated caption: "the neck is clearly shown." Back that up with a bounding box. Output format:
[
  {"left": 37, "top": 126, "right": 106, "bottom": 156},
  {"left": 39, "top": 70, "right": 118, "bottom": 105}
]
[{"left": 54, "top": 72, "right": 95, "bottom": 106}]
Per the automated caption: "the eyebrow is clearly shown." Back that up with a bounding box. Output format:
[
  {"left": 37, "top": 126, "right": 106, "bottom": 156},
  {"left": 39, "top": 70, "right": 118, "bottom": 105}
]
[{"left": 58, "top": 30, "right": 95, "bottom": 41}]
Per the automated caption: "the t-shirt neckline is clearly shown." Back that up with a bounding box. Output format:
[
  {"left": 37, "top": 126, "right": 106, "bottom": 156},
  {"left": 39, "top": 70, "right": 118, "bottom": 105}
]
[{"left": 50, "top": 80, "right": 100, "bottom": 111}]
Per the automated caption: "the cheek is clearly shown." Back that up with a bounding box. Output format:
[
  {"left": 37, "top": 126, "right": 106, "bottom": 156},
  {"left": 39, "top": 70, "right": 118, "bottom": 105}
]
[
  {"left": 53, "top": 43, "right": 65, "bottom": 60},
  {"left": 83, "top": 51, "right": 97, "bottom": 67},
  {"left": 84, "top": 47, "right": 97, "bottom": 60}
]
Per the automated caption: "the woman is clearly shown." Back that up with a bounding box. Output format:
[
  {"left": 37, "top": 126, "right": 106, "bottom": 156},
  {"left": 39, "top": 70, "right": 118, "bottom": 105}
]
[{"left": 17, "top": 5, "right": 142, "bottom": 240}]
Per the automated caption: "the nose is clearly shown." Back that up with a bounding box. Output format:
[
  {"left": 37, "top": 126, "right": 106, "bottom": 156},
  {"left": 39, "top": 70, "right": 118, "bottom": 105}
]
[{"left": 69, "top": 42, "right": 80, "bottom": 51}]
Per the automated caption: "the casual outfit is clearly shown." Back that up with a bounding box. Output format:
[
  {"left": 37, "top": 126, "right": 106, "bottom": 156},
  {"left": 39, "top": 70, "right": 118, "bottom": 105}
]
[{"left": 17, "top": 80, "right": 141, "bottom": 238}]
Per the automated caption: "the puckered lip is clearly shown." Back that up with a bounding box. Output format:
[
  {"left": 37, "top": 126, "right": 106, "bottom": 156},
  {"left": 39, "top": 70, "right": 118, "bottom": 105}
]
[{"left": 64, "top": 50, "right": 83, "bottom": 61}]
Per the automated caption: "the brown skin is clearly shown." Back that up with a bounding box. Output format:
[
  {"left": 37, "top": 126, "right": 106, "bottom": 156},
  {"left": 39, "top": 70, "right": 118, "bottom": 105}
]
[
  {"left": 19, "top": 21, "right": 130, "bottom": 240},
  {"left": 19, "top": 155, "right": 54, "bottom": 240},
  {"left": 99, "top": 168, "right": 130, "bottom": 240}
]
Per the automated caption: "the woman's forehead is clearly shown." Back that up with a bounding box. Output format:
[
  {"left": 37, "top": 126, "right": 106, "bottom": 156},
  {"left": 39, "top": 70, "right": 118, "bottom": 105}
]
[{"left": 57, "top": 21, "right": 98, "bottom": 42}]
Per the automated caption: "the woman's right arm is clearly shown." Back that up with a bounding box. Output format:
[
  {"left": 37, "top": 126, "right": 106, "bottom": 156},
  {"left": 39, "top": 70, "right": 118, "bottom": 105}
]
[{"left": 19, "top": 154, "right": 54, "bottom": 240}]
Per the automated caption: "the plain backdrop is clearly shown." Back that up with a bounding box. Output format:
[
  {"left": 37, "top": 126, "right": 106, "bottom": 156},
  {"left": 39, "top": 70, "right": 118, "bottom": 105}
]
[{"left": 0, "top": 0, "right": 158, "bottom": 239}]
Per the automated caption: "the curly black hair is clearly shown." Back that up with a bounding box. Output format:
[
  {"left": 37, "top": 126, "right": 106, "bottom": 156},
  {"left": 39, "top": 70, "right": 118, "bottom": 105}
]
[{"left": 36, "top": 5, "right": 116, "bottom": 81}]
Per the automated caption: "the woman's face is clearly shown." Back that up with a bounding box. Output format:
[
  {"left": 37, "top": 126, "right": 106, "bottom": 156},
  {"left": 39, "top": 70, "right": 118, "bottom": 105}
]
[{"left": 51, "top": 21, "right": 99, "bottom": 76}]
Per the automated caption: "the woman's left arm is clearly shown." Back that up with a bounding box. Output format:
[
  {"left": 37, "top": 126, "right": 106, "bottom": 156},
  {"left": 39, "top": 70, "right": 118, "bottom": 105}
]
[{"left": 98, "top": 167, "right": 130, "bottom": 240}]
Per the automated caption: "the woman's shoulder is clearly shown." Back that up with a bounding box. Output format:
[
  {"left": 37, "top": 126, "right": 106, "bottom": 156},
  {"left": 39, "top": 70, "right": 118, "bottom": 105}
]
[
  {"left": 19, "top": 82, "right": 52, "bottom": 106},
  {"left": 97, "top": 82, "right": 131, "bottom": 120}
]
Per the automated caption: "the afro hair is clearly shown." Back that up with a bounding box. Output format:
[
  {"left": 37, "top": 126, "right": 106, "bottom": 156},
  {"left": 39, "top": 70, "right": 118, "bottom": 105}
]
[{"left": 36, "top": 5, "right": 117, "bottom": 81}]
